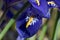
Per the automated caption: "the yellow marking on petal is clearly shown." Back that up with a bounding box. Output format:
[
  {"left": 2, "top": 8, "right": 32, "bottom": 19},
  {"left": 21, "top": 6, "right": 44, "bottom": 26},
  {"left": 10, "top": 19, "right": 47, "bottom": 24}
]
[
  {"left": 36, "top": 0, "right": 40, "bottom": 6},
  {"left": 26, "top": 17, "right": 33, "bottom": 28},
  {"left": 48, "top": 1, "right": 55, "bottom": 5}
]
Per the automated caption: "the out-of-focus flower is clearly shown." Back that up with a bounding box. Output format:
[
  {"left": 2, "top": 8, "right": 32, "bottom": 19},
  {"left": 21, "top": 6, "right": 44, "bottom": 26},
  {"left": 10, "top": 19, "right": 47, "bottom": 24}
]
[{"left": 28, "top": 0, "right": 50, "bottom": 18}]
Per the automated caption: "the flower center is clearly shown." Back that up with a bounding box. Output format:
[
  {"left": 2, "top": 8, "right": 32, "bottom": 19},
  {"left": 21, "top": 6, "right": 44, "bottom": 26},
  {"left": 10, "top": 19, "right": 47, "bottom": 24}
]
[{"left": 26, "top": 16, "right": 33, "bottom": 28}]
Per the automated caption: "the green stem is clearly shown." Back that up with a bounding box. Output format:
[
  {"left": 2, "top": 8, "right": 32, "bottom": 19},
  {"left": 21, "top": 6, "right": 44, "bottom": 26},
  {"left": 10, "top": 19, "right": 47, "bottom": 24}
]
[
  {"left": 53, "top": 20, "right": 58, "bottom": 40},
  {"left": 53, "top": 13, "right": 60, "bottom": 40},
  {"left": 0, "top": 19, "right": 15, "bottom": 40},
  {"left": 38, "top": 25, "right": 47, "bottom": 40},
  {"left": 48, "top": 8, "right": 58, "bottom": 40}
]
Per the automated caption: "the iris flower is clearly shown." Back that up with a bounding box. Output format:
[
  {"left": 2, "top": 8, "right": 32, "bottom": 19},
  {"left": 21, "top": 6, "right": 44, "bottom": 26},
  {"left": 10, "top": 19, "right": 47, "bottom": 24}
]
[
  {"left": 16, "top": 6, "right": 42, "bottom": 38},
  {"left": 16, "top": 0, "right": 50, "bottom": 40}
]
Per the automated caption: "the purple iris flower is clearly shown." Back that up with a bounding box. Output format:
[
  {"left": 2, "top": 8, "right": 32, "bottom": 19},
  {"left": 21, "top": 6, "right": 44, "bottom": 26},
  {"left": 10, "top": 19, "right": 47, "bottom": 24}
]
[
  {"left": 16, "top": 7, "right": 42, "bottom": 38},
  {"left": 16, "top": 18, "right": 42, "bottom": 37},
  {"left": 16, "top": 5, "right": 50, "bottom": 40},
  {"left": 14, "top": 1, "right": 50, "bottom": 38}
]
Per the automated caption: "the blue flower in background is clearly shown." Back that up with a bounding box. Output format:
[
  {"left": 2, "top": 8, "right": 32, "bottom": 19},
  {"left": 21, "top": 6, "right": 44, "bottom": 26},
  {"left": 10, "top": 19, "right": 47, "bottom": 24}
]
[
  {"left": 28, "top": 0, "right": 50, "bottom": 18},
  {"left": 2, "top": 0, "right": 24, "bottom": 19},
  {"left": 2, "top": 0, "right": 50, "bottom": 19}
]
